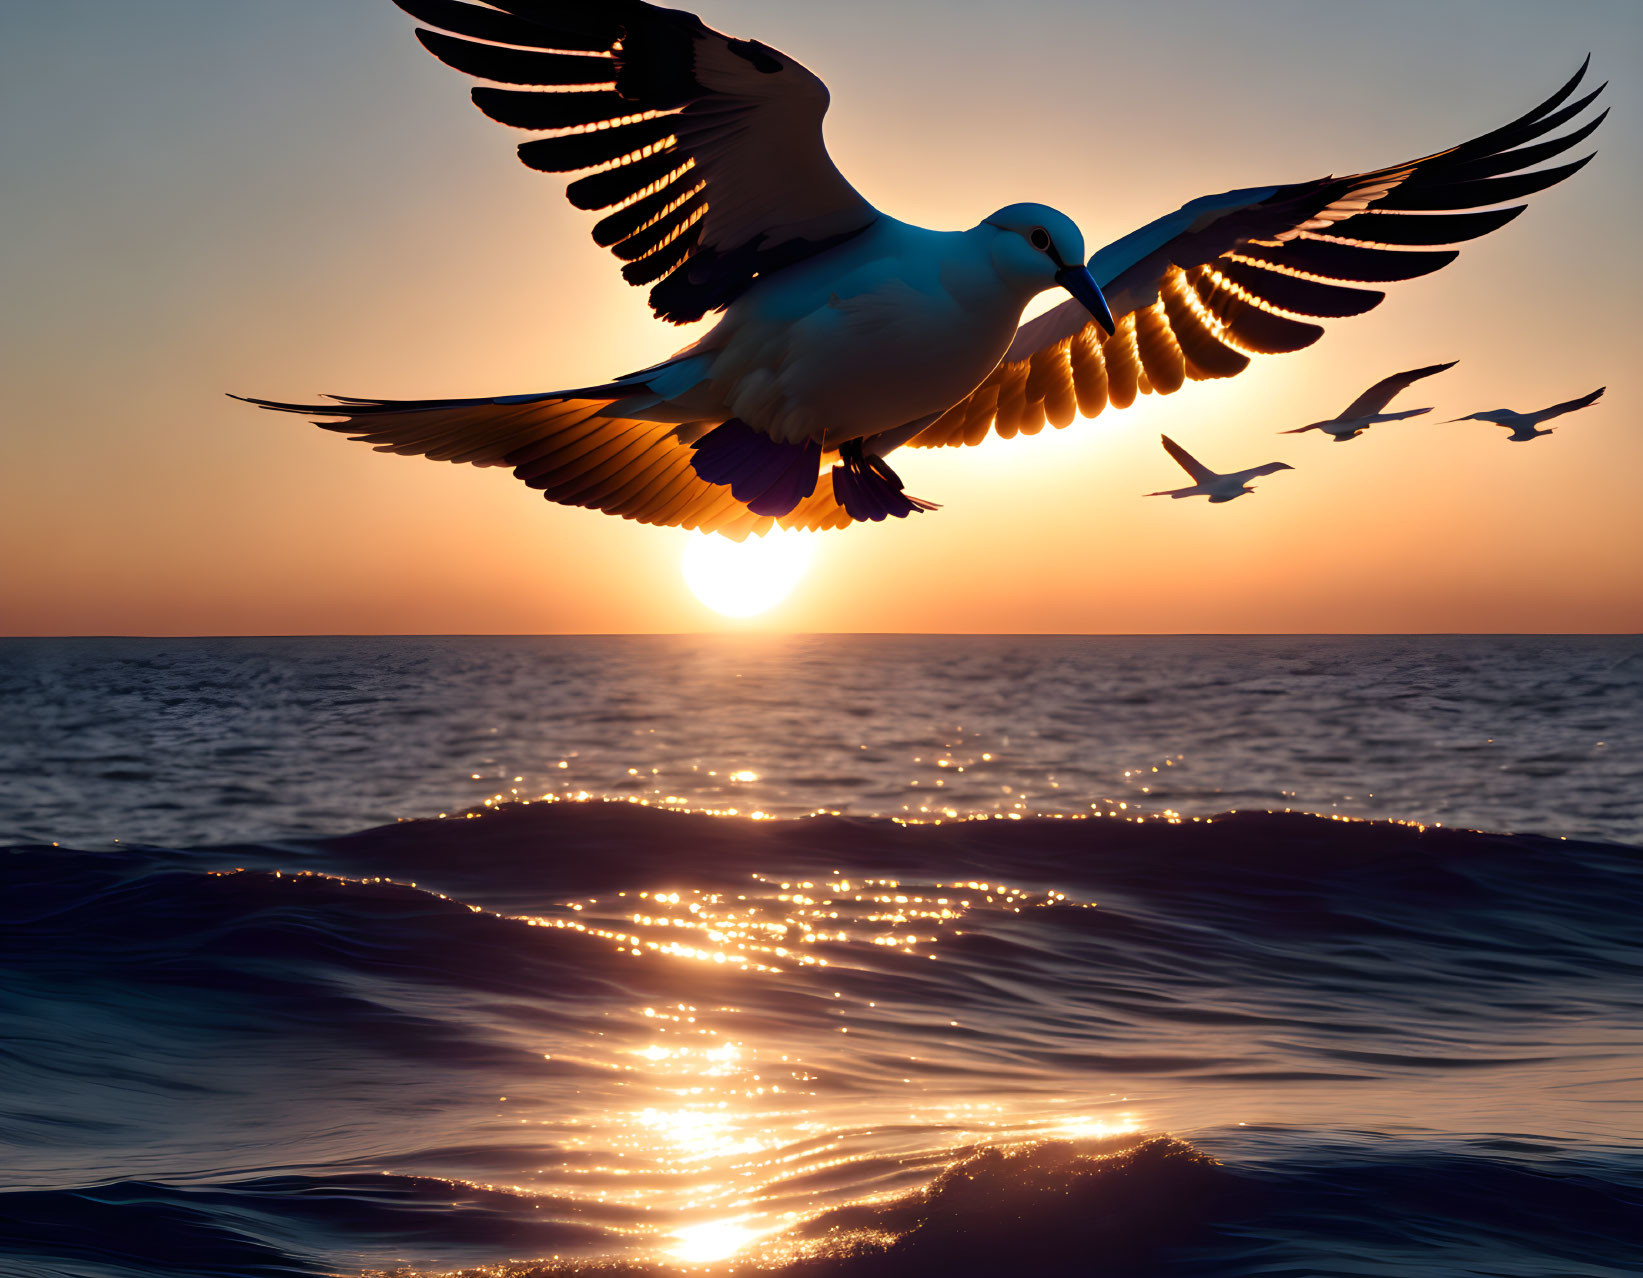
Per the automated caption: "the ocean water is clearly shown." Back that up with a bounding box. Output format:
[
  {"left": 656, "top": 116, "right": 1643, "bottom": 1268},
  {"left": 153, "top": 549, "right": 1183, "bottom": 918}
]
[{"left": 1, "top": 636, "right": 1639, "bottom": 1277}]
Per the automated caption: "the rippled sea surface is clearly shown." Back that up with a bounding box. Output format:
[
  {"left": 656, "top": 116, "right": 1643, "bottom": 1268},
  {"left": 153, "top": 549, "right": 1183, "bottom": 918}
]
[{"left": 2, "top": 636, "right": 1640, "bottom": 1277}]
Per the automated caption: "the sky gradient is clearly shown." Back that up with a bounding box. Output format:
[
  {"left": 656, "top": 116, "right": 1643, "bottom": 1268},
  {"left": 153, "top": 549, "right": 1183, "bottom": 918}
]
[{"left": 2, "top": 0, "right": 1639, "bottom": 634}]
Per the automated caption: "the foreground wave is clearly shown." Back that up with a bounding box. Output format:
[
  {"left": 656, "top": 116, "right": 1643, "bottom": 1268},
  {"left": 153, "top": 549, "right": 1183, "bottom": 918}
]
[
  {"left": 5, "top": 1136, "right": 1638, "bottom": 1277},
  {"left": 3, "top": 803, "right": 1640, "bottom": 1277}
]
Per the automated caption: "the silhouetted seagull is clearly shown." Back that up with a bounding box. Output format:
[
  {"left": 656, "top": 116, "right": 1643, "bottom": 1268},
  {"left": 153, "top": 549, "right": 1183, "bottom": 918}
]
[
  {"left": 1446, "top": 387, "right": 1606, "bottom": 441},
  {"left": 242, "top": 3, "right": 1605, "bottom": 537},
  {"left": 1280, "top": 362, "right": 1457, "bottom": 442},
  {"left": 1148, "top": 437, "right": 1292, "bottom": 503}
]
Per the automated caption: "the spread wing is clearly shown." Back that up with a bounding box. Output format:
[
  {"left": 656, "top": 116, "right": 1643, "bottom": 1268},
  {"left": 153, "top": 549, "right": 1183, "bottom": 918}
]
[
  {"left": 1161, "top": 435, "right": 1215, "bottom": 483},
  {"left": 1339, "top": 361, "right": 1457, "bottom": 419},
  {"left": 238, "top": 391, "right": 852, "bottom": 540},
  {"left": 1535, "top": 385, "right": 1606, "bottom": 422},
  {"left": 394, "top": 0, "right": 878, "bottom": 323},
  {"left": 912, "top": 60, "right": 1604, "bottom": 450},
  {"left": 1239, "top": 462, "right": 1292, "bottom": 481}
]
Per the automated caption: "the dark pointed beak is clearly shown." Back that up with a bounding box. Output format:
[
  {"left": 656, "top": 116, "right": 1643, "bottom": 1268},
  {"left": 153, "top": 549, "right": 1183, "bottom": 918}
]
[{"left": 1055, "top": 265, "right": 1115, "bottom": 337}]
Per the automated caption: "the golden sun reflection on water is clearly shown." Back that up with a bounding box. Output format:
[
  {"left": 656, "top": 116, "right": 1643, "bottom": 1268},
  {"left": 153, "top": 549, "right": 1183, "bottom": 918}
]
[
  {"left": 506, "top": 874, "right": 1145, "bottom": 1266},
  {"left": 669, "top": 1218, "right": 757, "bottom": 1263},
  {"left": 523, "top": 874, "right": 1089, "bottom": 973},
  {"left": 226, "top": 865, "right": 1146, "bottom": 1267},
  {"left": 446, "top": 719, "right": 1205, "bottom": 827}
]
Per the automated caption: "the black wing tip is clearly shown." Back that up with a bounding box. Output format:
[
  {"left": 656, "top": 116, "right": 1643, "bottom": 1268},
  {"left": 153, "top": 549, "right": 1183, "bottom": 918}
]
[
  {"left": 1570, "top": 82, "right": 1611, "bottom": 123},
  {"left": 230, "top": 393, "right": 366, "bottom": 416},
  {"left": 1441, "top": 62, "right": 1607, "bottom": 171},
  {"left": 472, "top": 85, "right": 507, "bottom": 124},
  {"left": 1393, "top": 361, "right": 1456, "bottom": 381},
  {"left": 412, "top": 27, "right": 477, "bottom": 75},
  {"left": 230, "top": 392, "right": 299, "bottom": 412},
  {"left": 413, "top": 26, "right": 451, "bottom": 55},
  {"left": 1551, "top": 53, "right": 1595, "bottom": 102}
]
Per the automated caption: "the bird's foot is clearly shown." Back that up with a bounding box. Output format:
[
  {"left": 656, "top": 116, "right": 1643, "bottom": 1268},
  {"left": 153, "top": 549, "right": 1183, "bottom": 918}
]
[{"left": 831, "top": 440, "right": 940, "bottom": 521}]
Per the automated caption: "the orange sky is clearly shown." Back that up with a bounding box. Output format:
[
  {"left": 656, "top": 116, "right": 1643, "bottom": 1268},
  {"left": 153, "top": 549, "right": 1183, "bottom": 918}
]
[{"left": 2, "top": 0, "right": 1639, "bottom": 635}]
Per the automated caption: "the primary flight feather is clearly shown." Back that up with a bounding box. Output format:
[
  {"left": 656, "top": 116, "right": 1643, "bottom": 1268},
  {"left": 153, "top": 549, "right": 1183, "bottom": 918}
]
[{"left": 242, "top": 2, "right": 1605, "bottom": 539}]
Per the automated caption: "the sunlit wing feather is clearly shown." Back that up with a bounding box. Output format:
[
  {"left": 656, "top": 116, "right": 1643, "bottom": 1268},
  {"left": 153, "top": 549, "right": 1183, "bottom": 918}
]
[
  {"left": 392, "top": 0, "right": 878, "bottom": 323},
  {"left": 236, "top": 392, "right": 851, "bottom": 539},
  {"left": 912, "top": 60, "right": 1604, "bottom": 449}
]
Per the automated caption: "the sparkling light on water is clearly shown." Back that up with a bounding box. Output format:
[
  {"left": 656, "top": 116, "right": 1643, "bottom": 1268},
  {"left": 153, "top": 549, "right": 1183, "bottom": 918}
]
[{"left": 493, "top": 872, "right": 1144, "bottom": 1263}]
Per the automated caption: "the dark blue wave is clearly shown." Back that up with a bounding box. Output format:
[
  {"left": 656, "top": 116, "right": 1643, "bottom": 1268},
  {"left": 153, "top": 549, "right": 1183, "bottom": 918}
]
[
  {"left": 0, "top": 1173, "right": 612, "bottom": 1278},
  {"left": 2, "top": 805, "right": 1640, "bottom": 1277},
  {"left": 3, "top": 1139, "right": 1639, "bottom": 1278}
]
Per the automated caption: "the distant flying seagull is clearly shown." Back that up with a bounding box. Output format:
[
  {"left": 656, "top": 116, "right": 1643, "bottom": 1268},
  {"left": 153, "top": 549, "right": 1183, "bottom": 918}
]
[
  {"left": 242, "top": 2, "right": 1605, "bottom": 537},
  {"left": 1446, "top": 387, "right": 1607, "bottom": 441},
  {"left": 1148, "top": 436, "right": 1292, "bottom": 503},
  {"left": 1280, "top": 362, "right": 1457, "bottom": 442}
]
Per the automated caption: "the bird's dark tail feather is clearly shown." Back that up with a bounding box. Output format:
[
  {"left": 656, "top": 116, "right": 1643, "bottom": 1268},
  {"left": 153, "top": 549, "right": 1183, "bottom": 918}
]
[{"left": 689, "top": 419, "right": 821, "bottom": 517}]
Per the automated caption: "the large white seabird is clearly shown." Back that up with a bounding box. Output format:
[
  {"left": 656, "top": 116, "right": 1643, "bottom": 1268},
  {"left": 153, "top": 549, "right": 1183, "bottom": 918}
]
[{"left": 243, "top": 2, "right": 1606, "bottom": 537}]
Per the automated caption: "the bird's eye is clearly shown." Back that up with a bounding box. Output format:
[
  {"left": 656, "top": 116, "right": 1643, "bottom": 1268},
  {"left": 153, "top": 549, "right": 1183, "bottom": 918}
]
[{"left": 1029, "top": 227, "right": 1052, "bottom": 251}]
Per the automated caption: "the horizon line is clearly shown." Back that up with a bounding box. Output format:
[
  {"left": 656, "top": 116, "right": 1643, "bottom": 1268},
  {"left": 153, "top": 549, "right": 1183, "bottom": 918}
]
[{"left": 4, "top": 631, "right": 1639, "bottom": 642}]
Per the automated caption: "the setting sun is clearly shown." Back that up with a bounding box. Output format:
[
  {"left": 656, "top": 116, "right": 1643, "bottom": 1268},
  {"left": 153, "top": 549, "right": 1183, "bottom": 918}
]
[{"left": 682, "top": 528, "right": 816, "bottom": 617}]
